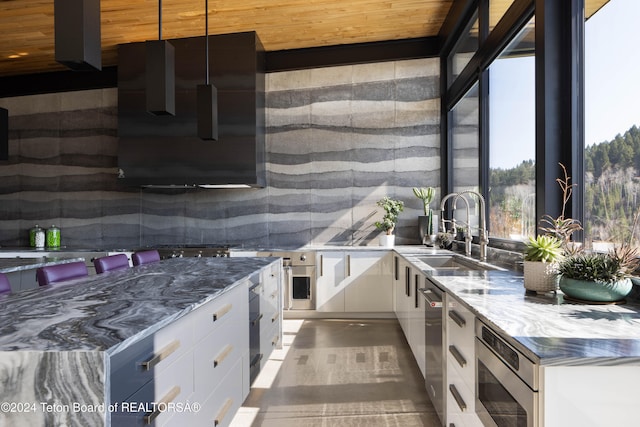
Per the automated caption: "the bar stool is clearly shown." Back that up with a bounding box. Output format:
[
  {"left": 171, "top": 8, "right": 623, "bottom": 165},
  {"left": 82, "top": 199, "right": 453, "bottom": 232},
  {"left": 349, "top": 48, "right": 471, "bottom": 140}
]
[
  {"left": 36, "top": 261, "right": 88, "bottom": 286},
  {"left": 94, "top": 254, "right": 130, "bottom": 274},
  {"left": 0, "top": 272, "right": 11, "bottom": 295},
  {"left": 131, "top": 250, "right": 161, "bottom": 266}
]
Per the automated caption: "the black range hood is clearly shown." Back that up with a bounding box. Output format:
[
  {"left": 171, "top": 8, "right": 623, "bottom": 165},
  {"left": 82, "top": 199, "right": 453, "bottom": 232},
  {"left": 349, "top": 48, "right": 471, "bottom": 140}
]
[{"left": 117, "top": 32, "right": 265, "bottom": 188}]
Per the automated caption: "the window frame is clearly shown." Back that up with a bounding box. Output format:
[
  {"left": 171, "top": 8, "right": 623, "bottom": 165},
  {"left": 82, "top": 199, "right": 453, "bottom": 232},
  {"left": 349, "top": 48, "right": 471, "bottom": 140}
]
[{"left": 440, "top": 0, "right": 585, "bottom": 251}]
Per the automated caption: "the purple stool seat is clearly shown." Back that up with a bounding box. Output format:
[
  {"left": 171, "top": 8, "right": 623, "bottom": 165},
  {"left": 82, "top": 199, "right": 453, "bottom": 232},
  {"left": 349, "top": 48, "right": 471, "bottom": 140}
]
[
  {"left": 36, "top": 261, "right": 88, "bottom": 286},
  {"left": 132, "top": 250, "right": 161, "bottom": 266},
  {"left": 94, "top": 254, "right": 130, "bottom": 274},
  {"left": 0, "top": 272, "right": 11, "bottom": 295}
]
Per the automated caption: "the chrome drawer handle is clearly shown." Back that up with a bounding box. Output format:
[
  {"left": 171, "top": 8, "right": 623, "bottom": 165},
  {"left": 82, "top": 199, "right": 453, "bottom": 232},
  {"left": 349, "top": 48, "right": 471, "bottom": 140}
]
[
  {"left": 251, "top": 313, "right": 264, "bottom": 326},
  {"left": 143, "top": 385, "right": 180, "bottom": 424},
  {"left": 214, "top": 344, "right": 233, "bottom": 368},
  {"left": 140, "top": 340, "right": 180, "bottom": 371},
  {"left": 270, "top": 290, "right": 278, "bottom": 299},
  {"left": 214, "top": 398, "right": 233, "bottom": 426},
  {"left": 250, "top": 353, "right": 264, "bottom": 368},
  {"left": 213, "top": 303, "right": 232, "bottom": 322},
  {"left": 272, "top": 312, "right": 280, "bottom": 323},
  {"left": 422, "top": 289, "right": 442, "bottom": 307},
  {"left": 272, "top": 334, "right": 280, "bottom": 346},
  {"left": 449, "top": 345, "right": 467, "bottom": 368},
  {"left": 448, "top": 310, "right": 466, "bottom": 328},
  {"left": 449, "top": 384, "right": 467, "bottom": 411}
]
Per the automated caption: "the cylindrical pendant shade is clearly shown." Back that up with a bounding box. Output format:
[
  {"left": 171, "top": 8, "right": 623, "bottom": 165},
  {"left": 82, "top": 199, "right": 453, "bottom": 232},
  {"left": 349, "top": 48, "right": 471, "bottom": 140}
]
[
  {"left": 54, "top": 0, "right": 102, "bottom": 71},
  {"left": 197, "top": 84, "right": 218, "bottom": 140},
  {"left": 146, "top": 40, "right": 175, "bottom": 116}
]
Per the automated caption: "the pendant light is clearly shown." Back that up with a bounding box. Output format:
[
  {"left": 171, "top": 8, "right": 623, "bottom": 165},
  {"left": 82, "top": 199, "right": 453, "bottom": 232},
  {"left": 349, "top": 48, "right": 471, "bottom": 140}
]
[
  {"left": 54, "top": 0, "right": 101, "bottom": 71},
  {"left": 197, "top": 0, "right": 219, "bottom": 140},
  {"left": 146, "top": 0, "right": 175, "bottom": 116}
]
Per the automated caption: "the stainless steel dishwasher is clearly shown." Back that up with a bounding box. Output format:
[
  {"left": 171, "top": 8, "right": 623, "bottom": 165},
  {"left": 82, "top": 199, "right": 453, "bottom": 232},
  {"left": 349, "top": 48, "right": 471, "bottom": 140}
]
[{"left": 421, "top": 278, "right": 445, "bottom": 425}]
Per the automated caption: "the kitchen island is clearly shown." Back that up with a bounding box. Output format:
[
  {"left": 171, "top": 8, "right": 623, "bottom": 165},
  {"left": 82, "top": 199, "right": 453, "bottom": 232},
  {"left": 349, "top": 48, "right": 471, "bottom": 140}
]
[{"left": 0, "top": 256, "right": 281, "bottom": 426}]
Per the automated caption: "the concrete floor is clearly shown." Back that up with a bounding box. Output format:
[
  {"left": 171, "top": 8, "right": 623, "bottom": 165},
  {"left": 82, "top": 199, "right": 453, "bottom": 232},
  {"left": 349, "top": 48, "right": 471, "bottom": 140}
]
[{"left": 232, "top": 318, "right": 441, "bottom": 427}]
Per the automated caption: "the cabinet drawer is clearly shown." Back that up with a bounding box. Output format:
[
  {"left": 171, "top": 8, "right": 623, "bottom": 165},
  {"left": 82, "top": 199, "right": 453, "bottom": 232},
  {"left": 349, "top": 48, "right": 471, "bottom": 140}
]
[
  {"left": 262, "top": 264, "right": 280, "bottom": 296},
  {"left": 193, "top": 313, "right": 248, "bottom": 402},
  {"left": 111, "top": 351, "right": 194, "bottom": 427},
  {"left": 189, "top": 357, "right": 245, "bottom": 427},
  {"left": 192, "top": 283, "right": 247, "bottom": 343},
  {"left": 259, "top": 320, "right": 281, "bottom": 365},
  {"left": 111, "top": 314, "right": 193, "bottom": 403},
  {"left": 447, "top": 302, "right": 475, "bottom": 343},
  {"left": 447, "top": 359, "right": 476, "bottom": 417}
]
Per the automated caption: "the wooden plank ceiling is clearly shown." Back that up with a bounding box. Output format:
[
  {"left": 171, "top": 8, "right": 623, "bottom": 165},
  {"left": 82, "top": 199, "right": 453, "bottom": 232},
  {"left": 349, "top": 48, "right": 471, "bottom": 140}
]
[{"left": 0, "top": 0, "right": 453, "bottom": 78}]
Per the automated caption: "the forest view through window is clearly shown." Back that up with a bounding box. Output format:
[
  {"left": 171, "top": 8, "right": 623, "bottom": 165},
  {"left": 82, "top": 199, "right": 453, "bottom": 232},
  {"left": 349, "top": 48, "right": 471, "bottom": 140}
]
[{"left": 585, "top": 0, "right": 640, "bottom": 250}]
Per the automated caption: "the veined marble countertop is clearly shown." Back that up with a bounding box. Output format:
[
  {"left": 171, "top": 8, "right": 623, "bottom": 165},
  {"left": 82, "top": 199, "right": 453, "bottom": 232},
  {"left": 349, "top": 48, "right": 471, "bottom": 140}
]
[
  {"left": 0, "top": 257, "right": 85, "bottom": 273},
  {"left": 397, "top": 249, "right": 640, "bottom": 366},
  {"left": 0, "top": 256, "right": 278, "bottom": 353}
]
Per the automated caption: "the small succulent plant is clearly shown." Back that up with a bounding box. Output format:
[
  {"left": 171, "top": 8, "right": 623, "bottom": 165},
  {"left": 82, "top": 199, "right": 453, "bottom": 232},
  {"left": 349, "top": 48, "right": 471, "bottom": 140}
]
[
  {"left": 435, "top": 232, "right": 452, "bottom": 249},
  {"left": 524, "top": 235, "right": 563, "bottom": 263},
  {"left": 558, "top": 251, "right": 637, "bottom": 284}
]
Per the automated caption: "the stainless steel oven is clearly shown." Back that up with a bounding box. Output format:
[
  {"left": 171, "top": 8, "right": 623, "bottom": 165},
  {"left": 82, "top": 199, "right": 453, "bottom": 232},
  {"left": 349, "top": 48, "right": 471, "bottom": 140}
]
[
  {"left": 258, "top": 251, "right": 316, "bottom": 310},
  {"left": 475, "top": 320, "right": 538, "bottom": 427}
]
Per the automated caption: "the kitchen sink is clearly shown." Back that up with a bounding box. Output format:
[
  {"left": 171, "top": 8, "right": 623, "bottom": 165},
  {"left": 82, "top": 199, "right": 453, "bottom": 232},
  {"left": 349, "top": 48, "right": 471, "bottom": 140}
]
[{"left": 416, "top": 255, "right": 500, "bottom": 271}]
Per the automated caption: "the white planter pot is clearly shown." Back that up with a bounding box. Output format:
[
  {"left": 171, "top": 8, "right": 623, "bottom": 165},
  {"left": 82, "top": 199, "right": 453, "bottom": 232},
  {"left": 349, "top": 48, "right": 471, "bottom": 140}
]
[
  {"left": 379, "top": 234, "right": 395, "bottom": 247},
  {"left": 523, "top": 260, "right": 559, "bottom": 293}
]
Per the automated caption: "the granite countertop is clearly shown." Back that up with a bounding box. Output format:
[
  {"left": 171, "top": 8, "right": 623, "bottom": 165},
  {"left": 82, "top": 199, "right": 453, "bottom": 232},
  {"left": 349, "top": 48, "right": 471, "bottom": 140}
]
[
  {"left": 397, "top": 249, "right": 640, "bottom": 366},
  {"left": 0, "top": 257, "right": 278, "bottom": 354},
  {"left": 0, "top": 257, "right": 85, "bottom": 273}
]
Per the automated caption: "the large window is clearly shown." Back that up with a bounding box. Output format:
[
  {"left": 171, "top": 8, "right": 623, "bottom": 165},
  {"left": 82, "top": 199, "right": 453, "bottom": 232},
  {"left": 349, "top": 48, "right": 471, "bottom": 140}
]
[
  {"left": 451, "top": 83, "right": 480, "bottom": 195},
  {"left": 584, "top": 0, "right": 640, "bottom": 249},
  {"left": 448, "top": 14, "right": 479, "bottom": 87},
  {"left": 488, "top": 17, "right": 536, "bottom": 240},
  {"left": 450, "top": 83, "right": 480, "bottom": 229}
]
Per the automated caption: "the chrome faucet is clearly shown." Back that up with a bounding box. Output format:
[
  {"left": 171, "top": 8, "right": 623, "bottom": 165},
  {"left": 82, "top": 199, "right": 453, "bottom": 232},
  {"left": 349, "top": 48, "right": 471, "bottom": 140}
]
[
  {"left": 456, "top": 190, "right": 489, "bottom": 261},
  {"left": 440, "top": 192, "right": 472, "bottom": 257}
]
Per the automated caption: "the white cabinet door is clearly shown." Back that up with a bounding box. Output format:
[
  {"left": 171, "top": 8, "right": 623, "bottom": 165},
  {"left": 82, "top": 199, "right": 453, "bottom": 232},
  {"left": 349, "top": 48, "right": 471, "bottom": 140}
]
[
  {"left": 344, "top": 251, "right": 393, "bottom": 312},
  {"left": 315, "top": 251, "right": 346, "bottom": 312},
  {"left": 408, "top": 271, "right": 426, "bottom": 377},
  {"left": 394, "top": 257, "right": 412, "bottom": 337}
]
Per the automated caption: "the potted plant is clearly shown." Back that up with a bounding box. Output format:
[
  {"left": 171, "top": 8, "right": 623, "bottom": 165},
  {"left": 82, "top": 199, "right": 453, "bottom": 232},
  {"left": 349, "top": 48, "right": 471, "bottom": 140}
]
[
  {"left": 435, "top": 232, "right": 453, "bottom": 250},
  {"left": 523, "top": 235, "right": 563, "bottom": 292},
  {"left": 539, "top": 163, "right": 583, "bottom": 253},
  {"left": 375, "top": 196, "right": 404, "bottom": 247},
  {"left": 523, "top": 163, "right": 583, "bottom": 293},
  {"left": 413, "top": 187, "right": 436, "bottom": 245},
  {"left": 557, "top": 247, "right": 639, "bottom": 302}
]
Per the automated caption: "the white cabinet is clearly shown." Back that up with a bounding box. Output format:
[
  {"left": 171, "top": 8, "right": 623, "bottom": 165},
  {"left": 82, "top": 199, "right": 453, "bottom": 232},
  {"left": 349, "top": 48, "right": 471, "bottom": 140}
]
[
  {"left": 446, "top": 295, "right": 482, "bottom": 427},
  {"left": 393, "top": 255, "right": 426, "bottom": 376},
  {"left": 316, "top": 251, "right": 347, "bottom": 312},
  {"left": 408, "top": 271, "right": 426, "bottom": 377},
  {"left": 344, "top": 251, "right": 393, "bottom": 312},
  {"left": 110, "top": 280, "right": 250, "bottom": 426},
  {"left": 316, "top": 250, "right": 393, "bottom": 314},
  {"left": 393, "top": 255, "right": 411, "bottom": 334}
]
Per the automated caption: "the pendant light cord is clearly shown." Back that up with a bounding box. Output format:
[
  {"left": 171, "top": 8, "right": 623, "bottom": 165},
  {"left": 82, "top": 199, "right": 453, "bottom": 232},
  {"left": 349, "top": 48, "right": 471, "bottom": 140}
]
[
  {"left": 158, "top": 0, "right": 162, "bottom": 40},
  {"left": 205, "top": 0, "right": 209, "bottom": 85}
]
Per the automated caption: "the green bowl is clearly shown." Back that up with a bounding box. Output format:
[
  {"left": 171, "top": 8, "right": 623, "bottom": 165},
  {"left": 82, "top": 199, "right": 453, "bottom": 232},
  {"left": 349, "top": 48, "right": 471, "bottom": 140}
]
[{"left": 559, "top": 276, "right": 633, "bottom": 302}]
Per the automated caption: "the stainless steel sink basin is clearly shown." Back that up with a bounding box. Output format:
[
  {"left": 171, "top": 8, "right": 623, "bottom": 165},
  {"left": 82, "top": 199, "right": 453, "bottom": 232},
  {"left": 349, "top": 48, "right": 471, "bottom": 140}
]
[{"left": 416, "top": 255, "right": 499, "bottom": 271}]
